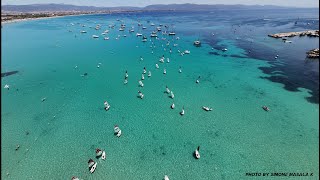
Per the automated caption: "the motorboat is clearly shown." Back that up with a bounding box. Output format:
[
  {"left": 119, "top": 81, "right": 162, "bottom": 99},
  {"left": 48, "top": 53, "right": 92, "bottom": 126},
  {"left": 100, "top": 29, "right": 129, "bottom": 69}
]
[
  {"left": 4, "top": 84, "right": 9, "bottom": 90},
  {"left": 163, "top": 69, "right": 167, "bottom": 74},
  {"left": 88, "top": 159, "right": 95, "bottom": 167},
  {"left": 136, "top": 33, "right": 142, "bottom": 36},
  {"left": 92, "top": 35, "right": 99, "bottom": 38},
  {"left": 150, "top": 33, "right": 158, "bottom": 37},
  {"left": 164, "top": 175, "right": 169, "bottom": 180},
  {"left": 96, "top": 148, "right": 103, "bottom": 157},
  {"left": 150, "top": 23, "right": 155, "bottom": 26},
  {"left": 194, "top": 146, "right": 200, "bottom": 159},
  {"left": 222, "top": 48, "right": 228, "bottom": 52},
  {"left": 194, "top": 40, "right": 201, "bottom": 46},
  {"left": 104, "top": 101, "right": 110, "bottom": 111},
  {"left": 166, "top": 86, "right": 170, "bottom": 94},
  {"left": 156, "top": 64, "right": 159, "bottom": 69},
  {"left": 142, "top": 27, "right": 147, "bottom": 29},
  {"left": 184, "top": 50, "right": 190, "bottom": 54},
  {"left": 170, "top": 91, "right": 174, "bottom": 99},
  {"left": 143, "top": 67, "right": 147, "bottom": 74},
  {"left": 159, "top": 57, "right": 165, "bottom": 63},
  {"left": 148, "top": 71, "right": 152, "bottom": 77},
  {"left": 202, "top": 106, "right": 213, "bottom": 111},
  {"left": 143, "top": 36, "right": 148, "bottom": 39},
  {"left": 119, "top": 28, "right": 124, "bottom": 31},
  {"left": 124, "top": 79, "right": 128, "bottom": 84},
  {"left": 114, "top": 125, "right": 122, "bottom": 137},
  {"left": 141, "top": 74, "right": 145, "bottom": 80},
  {"left": 179, "top": 67, "right": 182, "bottom": 73},
  {"left": 139, "top": 80, "right": 144, "bottom": 87},
  {"left": 142, "top": 39, "right": 147, "bottom": 42},
  {"left": 140, "top": 57, "right": 144, "bottom": 61},
  {"left": 71, "top": 176, "right": 80, "bottom": 180},
  {"left": 168, "top": 32, "right": 176, "bottom": 36},
  {"left": 176, "top": 37, "right": 180, "bottom": 40},
  {"left": 167, "top": 58, "right": 170, "bottom": 63},
  {"left": 125, "top": 71, "right": 129, "bottom": 78},
  {"left": 89, "top": 162, "right": 97, "bottom": 173},
  {"left": 101, "top": 151, "right": 106, "bottom": 160},
  {"left": 171, "top": 103, "right": 175, "bottom": 109},
  {"left": 104, "top": 37, "right": 109, "bottom": 40},
  {"left": 80, "top": 30, "right": 87, "bottom": 33},
  {"left": 262, "top": 106, "right": 270, "bottom": 111},
  {"left": 129, "top": 29, "right": 135, "bottom": 32},
  {"left": 196, "top": 76, "right": 200, "bottom": 84},
  {"left": 180, "top": 107, "right": 185, "bottom": 116},
  {"left": 138, "top": 91, "right": 144, "bottom": 99},
  {"left": 157, "top": 27, "right": 162, "bottom": 31}
]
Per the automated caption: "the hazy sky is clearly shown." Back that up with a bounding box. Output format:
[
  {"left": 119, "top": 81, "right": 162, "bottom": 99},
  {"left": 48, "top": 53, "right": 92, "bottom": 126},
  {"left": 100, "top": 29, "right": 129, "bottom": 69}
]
[{"left": 2, "top": 0, "right": 319, "bottom": 8}]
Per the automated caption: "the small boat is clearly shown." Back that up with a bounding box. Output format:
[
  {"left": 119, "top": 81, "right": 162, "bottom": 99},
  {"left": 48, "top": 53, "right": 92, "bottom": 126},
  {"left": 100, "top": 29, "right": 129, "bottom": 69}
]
[
  {"left": 101, "top": 151, "right": 106, "bottom": 160},
  {"left": 104, "top": 101, "right": 110, "bottom": 111},
  {"left": 164, "top": 175, "right": 170, "bottom": 180},
  {"left": 130, "top": 29, "right": 135, "bottom": 32},
  {"left": 92, "top": 35, "right": 99, "bottom": 38},
  {"left": 41, "top": 97, "right": 46, "bottom": 102},
  {"left": 71, "top": 176, "right": 80, "bottom": 180},
  {"left": 124, "top": 79, "right": 128, "bottom": 84},
  {"left": 184, "top": 50, "right": 190, "bottom": 54},
  {"left": 141, "top": 74, "right": 145, "bottom": 80},
  {"left": 179, "top": 67, "right": 182, "bottom": 73},
  {"left": 170, "top": 91, "right": 174, "bottom": 99},
  {"left": 202, "top": 106, "right": 213, "bottom": 111},
  {"left": 140, "top": 57, "right": 144, "bottom": 61},
  {"left": 180, "top": 107, "right": 185, "bottom": 116},
  {"left": 156, "top": 64, "right": 159, "bottom": 69},
  {"left": 159, "top": 57, "right": 165, "bottom": 63},
  {"left": 136, "top": 33, "right": 142, "bottom": 36},
  {"left": 114, "top": 125, "right": 122, "bottom": 137},
  {"left": 119, "top": 28, "right": 124, "bottom": 31},
  {"left": 194, "top": 146, "right": 200, "bottom": 159},
  {"left": 167, "top": 58, "right": 170, "bottom": 63},
  {"left": 104, "top": 37, "right": 109, "bottom": 40},
  {"left": 150, "top": 23, "right": 155, "bottom": 26},
  {"left": 163, "top": 69, "right": 166, "bottom": 74},
  {"left": 138, "top": 91, "right": 144, "bottom": 99},
  {"left": 96, "top": 148, "right": 102, "bottom": 157},
  {"left": 222, "top": 48, "right": 228, "bottom": 52},
  {"left": 262, "top": 106, "right": 270, "bottom": 111},
  {"left": 80, "top": 30, "right": 87, "bottom": 33},
  {"left": 125, "top": 71, "right": 129, "bottom": 78},
  {"left": 4, "top": 84, "right": 9, "bottom": 90},
  {"left": 143, "top": 67, "right": 147, "bottom": 74},
  {"left": 150, "top": 33, "right": 158, "bottom": 37},
  {"left": 171, "top": 103, "right": 175, "bottom": 109},
  {"left": 139, "top": 80, "right": 144, "bottom": 87},
  {"left": 142, "top": 39, "right": 147, "bottom": 42},
  {"left": 166, "top": 86, "right": 170, "bottom": 94},
  {"left": 168, "top": 32, "right": 176, "bottom": 36},
  {"left": 148, "top": 71, "right": 152, "bottom": 77},
  {"left": 142, "top": 27, "right": 147, "bottom": 29},
  {"left": 194, "top": 40, "right": 201, "bottom": 46},
  {"left": 157, "top": 27, "right": 162, "bottom": 31},
  {"left": 88, "top": 159, "right": 95, "bottom": 168},
  {"left": 90, "top": 162, "right": 97, "bottom": 173},
  {"left": 196, "top": 76, "right": 200, "bottom": 84}
]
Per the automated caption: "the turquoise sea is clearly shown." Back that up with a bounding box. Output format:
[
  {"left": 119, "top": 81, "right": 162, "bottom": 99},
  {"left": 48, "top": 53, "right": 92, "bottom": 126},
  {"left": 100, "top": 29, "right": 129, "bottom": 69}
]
[{"left": 1, "top": 9, "right": 319, "bottom": 179}]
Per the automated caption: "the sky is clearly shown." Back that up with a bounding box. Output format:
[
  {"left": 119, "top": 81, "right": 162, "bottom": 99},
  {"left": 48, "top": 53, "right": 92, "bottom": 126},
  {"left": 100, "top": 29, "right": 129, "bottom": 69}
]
[{"left": 1, "top": 0, "right": 319, "bottom": 8}]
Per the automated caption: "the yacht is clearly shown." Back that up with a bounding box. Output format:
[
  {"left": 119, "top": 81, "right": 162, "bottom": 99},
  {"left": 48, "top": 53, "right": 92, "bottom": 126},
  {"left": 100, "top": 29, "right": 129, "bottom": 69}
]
[
  {"left": 88, "top": 159, "right": 97, "bottom": 173},
  {"left": 194, "top": 146, "right": 200, "bottom": 159},
  {"left": 170, "top": 91, "right": 174, "bottom": 99},
  {"left": 202, "top": 106, "right": 213, "bottom": 111},
  {"left": 150, "top": 33, "right": 158, "bottom": 37},
  {"left": 96, "top": 148, "right": 102, "bottom": 157},
  {"left": 101, "top": 151, "right": 106, "bottom": 160},
  {"left": 142, "top": 27, "right": 147, "bottom": 29},
  {"left": 262, "top": 106, "right": 270, "bottom": 111}
]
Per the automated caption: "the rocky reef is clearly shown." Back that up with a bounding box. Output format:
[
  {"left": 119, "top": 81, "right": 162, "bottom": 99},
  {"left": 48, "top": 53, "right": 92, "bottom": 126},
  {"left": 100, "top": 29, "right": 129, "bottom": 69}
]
[
  {"left": 268, "top": 30, "right": 319, "bottom": 38},
  {"left": 306, "top": 48, "right": 319, "bottom": 58}
]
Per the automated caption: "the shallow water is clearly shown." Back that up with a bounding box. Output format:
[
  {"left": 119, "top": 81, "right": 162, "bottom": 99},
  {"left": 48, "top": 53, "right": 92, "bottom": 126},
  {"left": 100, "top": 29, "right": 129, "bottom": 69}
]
[{"left": 1, "top": 9, "right": 319, "bottom": 179}]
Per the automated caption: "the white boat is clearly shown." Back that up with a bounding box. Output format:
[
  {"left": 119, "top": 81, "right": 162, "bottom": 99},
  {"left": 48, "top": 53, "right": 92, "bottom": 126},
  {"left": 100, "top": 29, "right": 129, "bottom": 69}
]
[
  {"left": 104, "top": 101, "right": 110, "bottom": 111},
  {"left": 163, "top": 69, "right": 166, "bottom": 74},
  {"left": 164, "top": 175, "right": 170, "bottom": 180},
  {"left": 167, "top": 58, "right": 170, "bottom": 63},
  {"left": 4, "top": 84, "right": 9, "bottom": 89},
  {"left": 90, "top": 162, "right": 97, "bottom": 173},
  {"left": 179, "top": 67, "right": 182, "bottom": 73},
  {"left": 96, "top": 148, "right": 102, "bottom": 157},
  {"left": 148, "top": 71, "right": 152, "bottom": 77},
  {"left": 119, "top": 28, "right": 124, "bottom": 31},
  {"left": 150, "top": 23, "right": 155, "bottom": 26},
  {"left": 180, "top": 107, "right": 185, "bottom": 116},
  {"left": 88, "top": 159, "right": 95, "bottom": 167},
  {"left": 156, "top": 64, "right": 159, "bottom": 69},
  {"left": 130, "top": 29, "right": 135, "bottom": 32},
  {"left": 196, "top": 76, "right": 200, "bottom": 84},
  {"left": 150, "top": 33, "right": 158, "bottom": 37},
  {"left": 202, "top": 106, "right": 213, "bottom": 111},
  {"left": 101, "top": 151, "right": 106, "bottom": 160},
  {"left": 157, "top": 27, "right": 161, "bottom": 31},
  {"left": 171, "top": 103, "right": 175, "bottom": 109},
  {"left": 166, "top": 86, "right": 170, "bottom": 94},
  {"left": 159, "top": 57, "right": 165, "bottom": 63},
  {"left": 125, "top": 71, "right": 129, "bottom": 78},
  {"left": 222, "top": 48, "right": 228, "bottom": 51},
  {"left": 168, "top": 32, "right": 176, "bottom": 35},
  {"left": 92, "top": 35, "right": 99, "bottom": 38},
  {"left": 142, "top": 39, "right": 147, "bottom": 42},
  {"left": 170, "top": 91, "right": 174, "bottom": 99},
  {"left": 139, "top": 80, "right": 144, "bottom": 87},
  {"left": 138, "top": 91, "right": 144, "bottom": 99},
  {"left": 114, "top": 125, "right": 122, "bottom": 137},
  {"left": 124, "top": 79, "right": 128, "bottom": 84},
  {"left": 71, "top": 176, "right": 80, "bottom": 180},
  {"left": 184, "top": 50, "right": 190, "bottom": 54},
  {"left": 80, "top": 30, "right": 87, "bottom": 33},
  {"left": 142, "top": 27, "right": 147, "bottom": 29},
  {"left": 141, "top": 74, "right": 145, "bottom": 80},
  {"left": 104, "top": 37, "right": 109, "bottom": 40},
  {"left": 143, "top": 68, "right": 147, "bottom": 74},
  {"left": 194, "top": 40, "right": 201, "bottom": 46},
  {"left": 136, "top": 33, "right": 142, "bottom": 36},
  {"left": 194, "top": 146, "right": 200, "bottom": 159}
]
